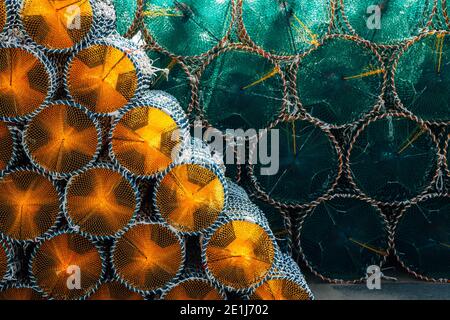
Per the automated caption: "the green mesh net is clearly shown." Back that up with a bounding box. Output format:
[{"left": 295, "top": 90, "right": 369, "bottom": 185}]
[
  {"left": 395, "top": 196, "right": 450, "bottom": 281},
  {"left": 200, "top": 49, "right": 284, "bottom": 131},
  {"left": 254, "top": 119, "right": 339, "bottom": 206},
  {"left": 143, "top": 0, "right": 233, "bottom": 56},
  {"left": 342, "top": 0, "right": 433, "bottom": 44},
  {"left": 112, "top": 0, "right": 139, "bottom": 36},
  {"left": 147, "top": 50, "right": 192, "bottom": 112},
  {"left": 349, "top": 116, "right": 437, "bottom": 203},
  {"left": 297, "top": 37, "right": 384, "bottom": 126},
  {"left": 300, "top": 197, "right": 389, "bottom": 281},
  {"left": 240, "top": 0, "right": 331, "bottom": 56},
  {"left": 394, "top": 33, "right": 450, "bottom": 122}
]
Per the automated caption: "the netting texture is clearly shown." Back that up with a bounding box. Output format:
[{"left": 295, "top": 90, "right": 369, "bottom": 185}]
[
  {"left": 24, "top": 103, "right": 101, "bottom": 177},
  {"left": 0, "top": 121, "right": 13, "bottom": 171},
  {"left": 161, "top": 277, "right": 225, "bottom": 300},
  {"left": 0, "top": 285, "right": 43, "bottom": 300},
  {"left": 31, "top": 232, "right": 103, "bottom": 300},
  {"left": 88, "top": 281, "right": 144, "bottom": 300},
  {"left": 0, "top": 170, "right": 60, "bottom": 241}
]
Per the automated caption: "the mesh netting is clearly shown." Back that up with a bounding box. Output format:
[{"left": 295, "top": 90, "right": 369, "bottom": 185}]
[
  {"left": 21, "top": 0, "right": 94, "bottom": 50},
  {"left": 111, "top": 106, "right": 182, "bottom": 177},
  {"left": 67, "top": 44, "right": 138, "bottom": 114},
  {"left": 394, "top": 32, "right": 450, "bottom": 122},
  {"left": 394, "top": 195, "right": 450, "bottom": 281},
  {"left": 24, "top": 103, "right": 100, "bottom": 177},
  {"left": 0, "top": 286, "right": 43, "bottom": 300},
  {"left": 0, "top": 170, "right": 60, "bottom": 241},
  {"left": 341, "top": 0, "right": 433, "bottom": 44},
  {"left": 349, "top": 116, "right": 437, "bottom": 203},
  {"left": 0, "top": 241, "right": 7, "bottom": 280},
  {"left": 0, "top": 0, "right": 6, "bottom": 32},
  {"left": 88, "top": 281, "right": 144, "bottom": 300},
  {"left": 112, "top": 223, "right": 184, "bottom": 292},
  {"left": 146, "top": 50, "right": 192, "bottom": 112},
  {"left": 199, "top": 48, "right": 284, "bottom": 131},
  {"left": 205, "top": 220, "right": 275, "bottom": 290},
  {"left": 297, "top": 36, "right": 385, "bottom": 126},
  {"left": 0, "top": 47, "right": 51, "bottom": 120},
  {"left": 162, "top": 278, "right": 225, "bottom": 300},
  {"left": 155, "top": 163, "right": 225, "bottom": 233},
  {"left": 299, "top": 196, "right": 389, "bottom": 282},
  {"left": 31, "top": 232, "right": 103, "bottom": 300},
  {"left": 253, "top": 118, "right": 340, "bottom": 206},
  {"left": 112, "top": 0, "right": 138, "bottom": 36},
  {"left": 143, "top": 0, "right": 232, "bottom": 57},
  {"left": 240, "top": 0, "right": 331, "bottom": 56},
  {"left": 65, "top": 167, "right": 137, "bottom": 238},
  {"left": 0, "top": 121, "right": 13, "bottom": 171}
]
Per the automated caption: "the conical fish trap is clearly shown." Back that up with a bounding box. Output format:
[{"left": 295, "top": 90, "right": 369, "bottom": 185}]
[
  {"left": 110, "top": 91, "right": 189, "bottom": 177},
  {"left": 66, "top": 38, "right": 152, "bottom": 114},
  {"left": 248, "top": 254, "right": 313, "bottom": 300},
  {"left": 341, "top": 0, "right": 434, "bottom": 45},
  {"left": 298, "top": 195, "right": 389, "bottom": 282},
  {"left": 198, "top": 47, "right": 286, "bottom": 132},
  {"left": 161, "top": 275, "right": 226, "bottom": 300},
  {"left": 23, "top": 102, "right": 101, "bottom": 178},
  {"left": 88, "top": 281, "right": 144, "bottom": 300},
  {"left": 64, "top": 165, "right": 139, "bottom": 239},
  {"left": 31, "top": 232, "right": 104, "bottom": 300},
  {"left": 393, "top": 31, "right": 450, "bottom": 123},
  {"left": 203, "top": 212, "right": 277, "bottom": 291},
  {"left": 0, "top": 121, "right": 14, "bottom": 172},
  {"left": 0, "top": 46, "right": 56, "bottom": 121},
  {"left": 394, "top": 194, "right": 450, "bottom": 282},
  {"left": 251, "top": 116, "right": 341, "bottom": 207},
  {"left": 111, "top": 0, "right": 139, "bottom": 37},
  {"left": 112, "top": 222, "right": 185, "bottom": 293},
  {"left": 297, "top": 35, "right": 385, "bottom": 126},
  {"left": 142, "top": 0, "right": 233, "bottom": 57},
  {"left": 0, "top": 284, "right": 43, "bottom": 300},
  {"left": 0, "top": 169, "right": 61, "bottom": 242},
  {"left": 348, "top": 114, "right": 438, "bottom": 204},
  {"left": 239, "top": 0, "right": 332, "bottom": 57},
  {"left": 155, "top": 162, "right": 226, "bottom": 234}
]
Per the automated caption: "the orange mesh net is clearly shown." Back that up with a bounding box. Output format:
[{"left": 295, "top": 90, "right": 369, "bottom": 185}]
[
  {"left": 0, "top": 121, "right": 13, "bottom": 171},
  {"left": 205, "top": 220, "right": 275, "bottom": 289},
  {"left": 112, "top": 106, "right": 181, "bottom": 176},
  {"left": 21, "top": 0, "right": 93, "bottom": 50},
  {"left": 249, "top": 279, "right": 311, "bottom": 300},
  {"left": 25, "top": 104, "right": 99, "bottom": 175},
  {"left": 66, "top": 168, "right": 137, "bottom": 237},
  {"left": 113, "top": 223, "right": 183, "bottom": 292},
  {"left": 0, "top": 287, "right": 43, "bottom": 300},
  {"left": 0, "top": 48, "right": 50, "bottom": 119},
  {"left": 156, "top": 164, "right": 225, "bottom": 233},
  {"left": 32, "top": 233, "right": 103, "bottom": 300},
  {"left": 0, "top": 1, "right": 6, "bottom": 32},
  {"left": 88, "top": 282, "right": 144, "bottom": 300},
  {"left": 0, "top": 242, "right": 7, "bottom": 279},
  {"left": 0, "top": 171, "right": 60, "bottom": 241},
  {"left": 68, "top": 45, "right": 138, "bottom": 113},
  {"left": 163, "top": 279, "right": 224, "bottom": 300}
]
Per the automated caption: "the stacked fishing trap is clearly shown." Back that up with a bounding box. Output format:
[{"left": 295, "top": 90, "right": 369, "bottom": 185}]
[
  {"left": 0, "top": 0, "right": 313, "bottom": 300},
  {"left": 99, "top": 0, "right": 449, "bottom": 284}
]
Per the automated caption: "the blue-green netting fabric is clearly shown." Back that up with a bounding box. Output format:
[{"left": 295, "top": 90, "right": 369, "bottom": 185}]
[
  {"left": 112, "top": 0, "right": 138, "bottom": 36},
  {"left": 300, "top": 197, "right": 389, "bottom": 281},
  {"left": 241, "top": 0, "right": 331, "bottom": 56},
  {"left": 395, "top": 196, "right": 450, "bottom": 280},
  {"left": 199, "top": 49, "right": 284, "bottom": 131},
  {"left": 342, "top": 0, "right": 433, "bottom": 44},
  {"left": 143, "top": 0, "right": 233, "bottom": 56},
  {"left": 349, "top": 117, "right": 437, "bottom": 203},
  {"left": 394, "top": 33, "right": 450, "bottom": 122},
  {"left": 254, "top": 119, "right": 339, "bottom": 206}
]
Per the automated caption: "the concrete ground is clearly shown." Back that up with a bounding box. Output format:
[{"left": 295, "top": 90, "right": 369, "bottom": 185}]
[{"left": 305, "top": 269, "right": 450, "bottom": 300}]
